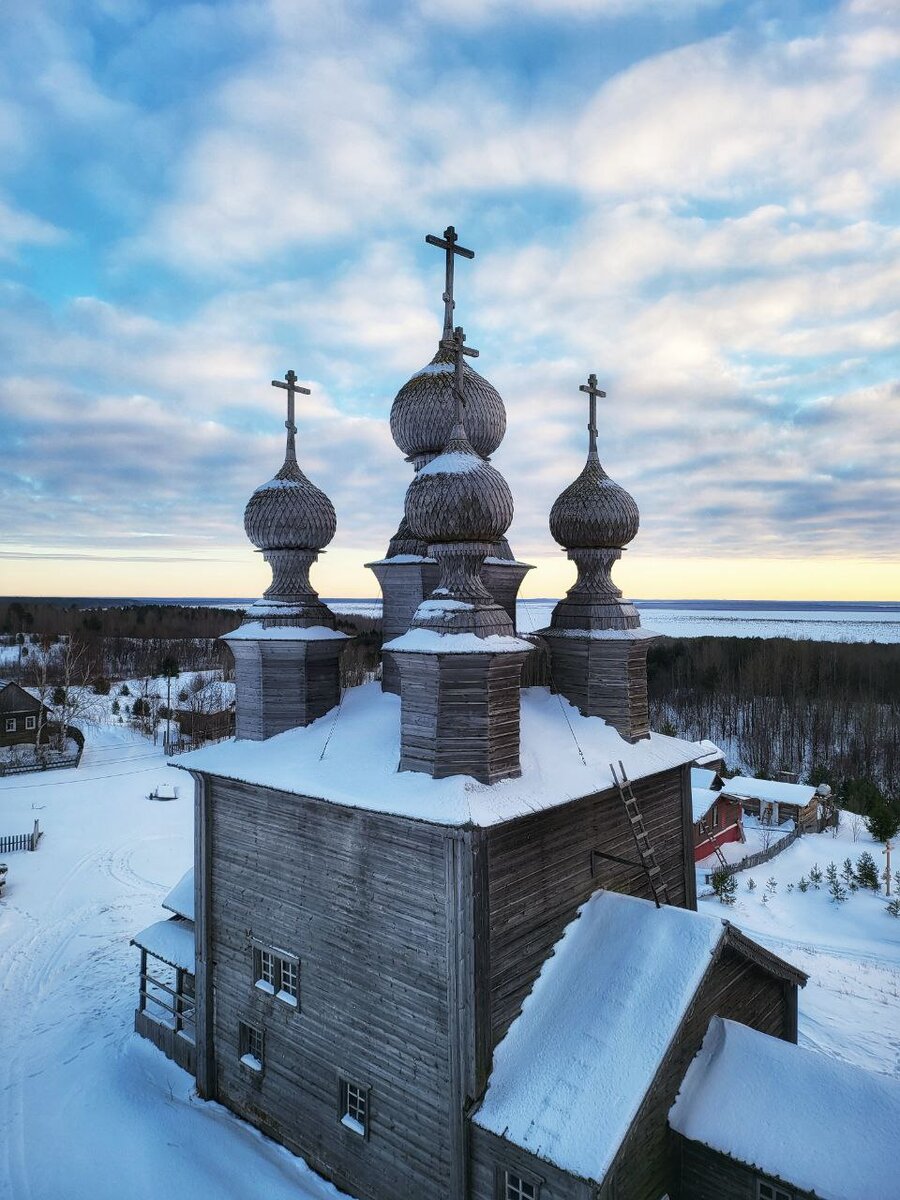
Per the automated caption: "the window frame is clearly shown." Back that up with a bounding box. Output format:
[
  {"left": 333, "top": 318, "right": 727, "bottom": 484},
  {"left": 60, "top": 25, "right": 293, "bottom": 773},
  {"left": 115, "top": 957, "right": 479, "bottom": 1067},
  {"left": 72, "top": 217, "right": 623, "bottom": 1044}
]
[
  {"left": 238, "top": 1020, "right": 264, "bottom": 1072},
  {"left": 5, "top": 717, "right": 16, "bottom": 733},
  {"left": 757, "top": 1181, "right": 793, "bottom": 1200},
  {"left": 496, "top": 1165, "right": 542, "bottom": 1200},
  {"left": 337, "top": 1075, "right": 371, "bottom": 1139},
  {"left": 25, "top": 715, "right": 36, "bottom": 731},
  {"left": 251, "top": 940, "right": 300, "bottom": 1008}
]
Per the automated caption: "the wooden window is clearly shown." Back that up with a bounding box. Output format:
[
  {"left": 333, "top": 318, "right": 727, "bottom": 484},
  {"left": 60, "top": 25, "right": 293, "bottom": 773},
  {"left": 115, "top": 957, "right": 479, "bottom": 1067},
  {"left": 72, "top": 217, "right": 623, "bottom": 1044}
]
[
  {"left": 252, "top": 943, "right": 299, "bottom": 1008},
  {"left": 239, "top": 1021, "right": 264, "bottom": 1071},
  {"left": 501, "top": 1169, "right": 539, "bottom": 1200},
  {"left": 757, "top": 1182, "right": 792, "bottom": 1200},
  {"left": 338, "top": 1077, "right": 370, "bottom": 1137},
  {"left": 5, "top": 718, "right": 16, "bottom": 732},
  {"left": 25, "top": 715, "right": 36, "bottom": 731}
]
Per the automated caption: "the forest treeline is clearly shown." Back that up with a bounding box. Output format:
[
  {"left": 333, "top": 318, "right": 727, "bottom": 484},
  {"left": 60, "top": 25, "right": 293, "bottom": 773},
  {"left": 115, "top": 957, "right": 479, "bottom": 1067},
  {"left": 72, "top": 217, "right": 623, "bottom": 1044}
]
[{"left": 647, "top": 637, "right": 899, "bottom": 795}]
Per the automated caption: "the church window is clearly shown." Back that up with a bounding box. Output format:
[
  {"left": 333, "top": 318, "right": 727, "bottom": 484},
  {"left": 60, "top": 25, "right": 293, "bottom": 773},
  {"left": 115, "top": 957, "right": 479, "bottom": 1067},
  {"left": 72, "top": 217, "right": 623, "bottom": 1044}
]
[
  {"left": 239, "top": 1021, "right": 264, "bottom": 1071},
  {"left": 501, "top": 1169, "right": 539, "bottom": 1200},
  {"left": 25, "top": 716, "right": 36, "bottom": 731},
  {"left": 339, "top": 1078, "right": 369, "bottom": 1137},
  {"left": 252, "top": 943, "right": 300, "bottom": 1007},
  {"left": 757, "top": 1183, "right": 792, "bottom": 1200}
]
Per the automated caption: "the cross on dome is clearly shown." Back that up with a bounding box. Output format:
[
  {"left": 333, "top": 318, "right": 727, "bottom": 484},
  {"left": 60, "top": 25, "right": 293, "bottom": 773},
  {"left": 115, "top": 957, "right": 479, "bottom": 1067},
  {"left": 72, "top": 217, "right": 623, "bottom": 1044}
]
[
  {"left": 425, "top": 225, "right": 475, "bottom": 343},
  {"left": 272, "top": 369, "right": 311, "bottom": 464},
  {"left": 579, "top": 373, "right": 607, "bottom": 455}
]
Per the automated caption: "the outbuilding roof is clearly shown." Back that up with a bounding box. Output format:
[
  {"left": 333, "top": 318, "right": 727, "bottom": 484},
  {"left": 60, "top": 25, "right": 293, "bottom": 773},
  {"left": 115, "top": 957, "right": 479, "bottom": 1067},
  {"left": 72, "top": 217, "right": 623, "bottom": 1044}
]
[
  {"left": 670, "top": 1016, "right": 900, "bottom": 1200},
  {"left": 721, "top": 776, "right": 817, "bottom": 805},
  {"left": 691, "top": 786, "right": 721, "bottom": 823},
  {"left": 161, "top": 868, "right": 194, "bottom": 921},
  {"left": 132, "top": 917, "right": 195, "bottom": 973}
]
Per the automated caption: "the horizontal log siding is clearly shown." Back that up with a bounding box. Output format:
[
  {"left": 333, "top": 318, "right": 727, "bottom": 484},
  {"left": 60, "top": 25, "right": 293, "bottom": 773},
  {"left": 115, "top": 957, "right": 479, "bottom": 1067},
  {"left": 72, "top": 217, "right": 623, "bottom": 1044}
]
[
  {"left": 678, "top": 1138, "right": 818, "bottom": 1200},
  {"left": 486, "top": 766, "right": 690, "bottom": 1046},
  {"left": 469, "top": 1125, "right": 594, "bottom": 1200},
  {"left": 207, "top": 778, "right": 454, "bottom": 1200},
  {"left": 600, "top": 945, "right": 793, "bottom": 1200}
]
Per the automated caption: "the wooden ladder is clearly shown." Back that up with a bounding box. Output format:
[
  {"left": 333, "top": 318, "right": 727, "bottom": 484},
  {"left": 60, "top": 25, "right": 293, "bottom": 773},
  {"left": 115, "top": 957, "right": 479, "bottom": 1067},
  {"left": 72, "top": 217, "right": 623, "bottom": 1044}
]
[
  {"left": 611, "top": 760, "right": 670, "bottom": 908},
  {"left": 697, "top": 814, "right": 729, "bottom": 869}
]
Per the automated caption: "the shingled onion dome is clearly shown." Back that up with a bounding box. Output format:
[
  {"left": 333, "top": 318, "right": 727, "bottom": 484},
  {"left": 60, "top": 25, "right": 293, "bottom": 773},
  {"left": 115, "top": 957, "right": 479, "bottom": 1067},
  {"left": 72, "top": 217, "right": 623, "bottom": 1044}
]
[
  {"left": 241, "top": 374, "right": 337, "bottom": 627},
  {"left": 547, "top": 375, "right": 641, "bottom": 631},
  {"left": 390, "top": 342, "right": 507, "bottom": 470},
  {"left": 402, "top": 330, "right": 518, "bottom": 638}
]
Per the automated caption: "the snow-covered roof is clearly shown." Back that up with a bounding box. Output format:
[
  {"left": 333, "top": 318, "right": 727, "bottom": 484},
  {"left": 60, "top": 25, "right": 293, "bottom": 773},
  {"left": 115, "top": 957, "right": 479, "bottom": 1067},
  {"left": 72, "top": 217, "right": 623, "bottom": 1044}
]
[
  {"left": 384, "top": 629, "right": 534, "bottom": 654},
  {"left": 670, "top": 1017, "right": 900, "bottom": 1200},
  {"left": 693, "top": 739, "right": 723, "bottom": 765},
  {"left": 721, "top": 776, "right": 817, "bottom": 806},
  {"left": 473, "top": 891, "right": 726, "bottom": 1183},
  {"left": 132, "top": 917, "right": 195, "bottom": 972},
  {"left": 691, "top": 767, "right": 719, "bottom": 791},
  {"left": 222, "top": 622, "right": 348, "bottom": 642},
  {"left": 175, "top": 682, "right": 699, "bottom": 828},
  {"left": 161, "top": 868, "right": 194, "bottom": 921},
  {"left": 691, "top": 787, "right": 721, "bottom": 823}
]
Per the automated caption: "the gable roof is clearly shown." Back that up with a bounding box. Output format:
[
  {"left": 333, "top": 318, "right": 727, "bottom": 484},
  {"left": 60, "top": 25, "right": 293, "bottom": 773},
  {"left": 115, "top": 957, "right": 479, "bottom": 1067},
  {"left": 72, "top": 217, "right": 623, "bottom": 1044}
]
[
  {"left": 690, "top": 767, "right": 720, "bottom": 791},
  {"left": 161, "top": 868, "right": 194, "bottom": 921},
  {"left": 721, "top": 776, "right": 817, "bottom": 806},
  {"left": 670, "top": 1017, "right": 900, "bottom": 1200},
  {"left": 691, "top": 787, "right": 722, "bottom": 823},
  {"left": 472, "top": 891, "right": 727, "bottom": 1184},
  {"left": 0, "top": 681, "right": 43, "bottom": 714}
]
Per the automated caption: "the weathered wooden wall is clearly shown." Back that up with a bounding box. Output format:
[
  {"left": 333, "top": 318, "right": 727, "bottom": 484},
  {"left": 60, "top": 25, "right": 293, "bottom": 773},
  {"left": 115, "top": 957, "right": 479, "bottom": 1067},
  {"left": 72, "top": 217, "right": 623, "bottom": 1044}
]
[
  {"left": 485, "top": 765, "right": 693, "bottom": 1047},
  {"left": 229, "top": 638, "right": 342, "bottom": 739},
  {"left": 469, "top": 1125, "right": 594, "bottom": 1200},
  {"left": 134, "top": 1009, "right": 196, "bottom": 1074},
  {"left": 677, "top": 1138, "right": 818, "bottom": 1200},
  {"left": 204, "top": 777, "right": 459, "bottom": 1200},
  {"left": 598, "top": 944, "right": 795, "bottom": 1200}
]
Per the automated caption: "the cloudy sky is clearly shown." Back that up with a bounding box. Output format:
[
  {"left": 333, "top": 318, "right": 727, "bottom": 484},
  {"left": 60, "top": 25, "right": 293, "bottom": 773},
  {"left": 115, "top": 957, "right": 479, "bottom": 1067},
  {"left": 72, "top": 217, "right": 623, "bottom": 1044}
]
[{"left": 1, "top": 0, "right": 898, "bottom": 601}]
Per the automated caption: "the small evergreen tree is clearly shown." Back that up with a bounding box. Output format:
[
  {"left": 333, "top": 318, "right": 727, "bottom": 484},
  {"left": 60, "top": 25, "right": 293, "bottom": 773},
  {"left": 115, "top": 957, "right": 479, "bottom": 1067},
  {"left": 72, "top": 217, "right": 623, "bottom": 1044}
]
[
  {"left": 786, "top": 883, "right": 794, "bottom": 894},
  {"left": 865, "top": 798, "right": 900, "bottom": 846},
  {"left": 841, "top": 859, "right": 858, "bottom": 891},
  {"left": 855, "top": 852, "right": 880, "bottom": 893},
  {"left": 712, "top": 868, "right": 737, "bottom": 906},
  {"left": 809, "top": 863, "right": 823, "bottom": 888},
  {"left": 765, "top": 876, "right": 777, "bottom": 895},
  {"left": 52, "top": 685, "right": 66, "bottom": 707},
  {"left": 829, "top": 876, "right": 848, "bottom": 904},
  {"left": 120, "top": 684, "right": 130, "bottom": 697},
  {"left": 825, "top": 862, "right": 839, "bottom": 886},
  {"left": 886, "top": 898, "right": 900, "bottom": 918},
  {"left": 797, "top": 876, "right": 809, "bottom": 893},
  {"left": 111, "top": 700, "right": 120, "bottom": 715},
  {"left": 747, "top": 878, "right": 757, "bottom": 893}
]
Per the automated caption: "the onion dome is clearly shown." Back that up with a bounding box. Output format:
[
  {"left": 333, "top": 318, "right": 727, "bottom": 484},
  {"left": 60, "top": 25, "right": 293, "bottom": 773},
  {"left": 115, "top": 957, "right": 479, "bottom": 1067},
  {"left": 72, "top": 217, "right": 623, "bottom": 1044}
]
[
  {"left": 390, "top": 343, "right": 507, "bottom": 465},
  {"left": 244, "top": 423, "right": 336, "bottom": 552},
  {"left": 405, "top": 422, "right": 513, "bottom": 546},
  {"left": 549, "top": 447, "right": 639, "bottom": 550}
]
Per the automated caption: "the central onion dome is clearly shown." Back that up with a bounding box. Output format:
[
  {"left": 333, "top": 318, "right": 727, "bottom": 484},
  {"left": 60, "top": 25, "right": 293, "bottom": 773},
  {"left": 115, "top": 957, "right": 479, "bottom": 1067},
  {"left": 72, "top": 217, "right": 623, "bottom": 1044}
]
[
  {"left": 390, "top": 343, "right": 507, "bottom": 466},
  {"left": 244, "top": 456, "right": 337, "bottom": 552},
  {"left": 405, "top": 422, "right": 514, "bottom": 546},
  {"left": 549, "top": 447, "right": 640, "bottom": 550}
]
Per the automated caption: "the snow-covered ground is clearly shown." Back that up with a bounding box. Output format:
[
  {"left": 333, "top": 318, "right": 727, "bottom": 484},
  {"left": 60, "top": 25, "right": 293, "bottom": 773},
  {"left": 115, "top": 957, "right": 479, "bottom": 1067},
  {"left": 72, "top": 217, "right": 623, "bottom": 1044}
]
[
  {"left": 698, "top": 822, "right": 900, "bottom": 1078},
  {"left": 0, "top": 723, "right": 347, "bottom": 1200},
  {"left": 1, "top": 718, "right": 897, "bottom": 1197}
]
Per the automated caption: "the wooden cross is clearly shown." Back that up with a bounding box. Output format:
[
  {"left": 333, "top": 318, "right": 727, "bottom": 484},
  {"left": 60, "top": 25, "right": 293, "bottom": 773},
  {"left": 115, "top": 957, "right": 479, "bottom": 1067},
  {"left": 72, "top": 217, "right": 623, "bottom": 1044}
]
[
  {"left": 579, "top": 372, "right": 607, "bottom": 454},
  {"left": 271, "top": 369, "right": 310, "bottom": 461},
  {"left": 425, "top": 225, "right": 475, "bottom": 342},
  {"left": 451, "top": 326, "right": 479, "bottom": 422}
]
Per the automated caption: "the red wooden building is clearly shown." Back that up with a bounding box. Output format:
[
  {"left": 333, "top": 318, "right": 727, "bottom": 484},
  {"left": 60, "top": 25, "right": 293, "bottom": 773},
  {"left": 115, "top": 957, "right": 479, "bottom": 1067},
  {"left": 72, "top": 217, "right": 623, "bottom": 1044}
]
[{"left": 691, "top": 768, "right": 744, "bottom": 863}]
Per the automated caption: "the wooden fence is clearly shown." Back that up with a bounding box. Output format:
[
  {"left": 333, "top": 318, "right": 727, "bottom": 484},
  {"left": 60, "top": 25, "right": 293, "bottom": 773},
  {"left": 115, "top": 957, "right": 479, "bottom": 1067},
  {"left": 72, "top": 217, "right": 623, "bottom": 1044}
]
[
  {"left": 0, "top": 820, "right": 43, "bottom": 854},
  {"left": 704, "top": 827, "right": 799, "bottom": 883}
]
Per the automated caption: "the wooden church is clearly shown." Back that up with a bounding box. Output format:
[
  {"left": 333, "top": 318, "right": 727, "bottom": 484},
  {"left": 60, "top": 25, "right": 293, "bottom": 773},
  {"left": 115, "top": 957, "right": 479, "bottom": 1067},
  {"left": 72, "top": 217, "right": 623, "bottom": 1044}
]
[{"left": 133, "top": 228, "right": 896, "bottom": 1200}]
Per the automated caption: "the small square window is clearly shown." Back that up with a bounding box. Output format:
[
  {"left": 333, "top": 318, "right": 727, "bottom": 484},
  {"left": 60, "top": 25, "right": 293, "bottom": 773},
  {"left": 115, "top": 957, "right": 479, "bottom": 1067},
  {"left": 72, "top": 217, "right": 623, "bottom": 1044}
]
[
  {"left": 5, "top": 718, "right": 16, "bottom": 733},
  {"left": 253, "top": 943, "right": 299, "bottom": 1007},
  {"left": 25, "top": 715, "right": 36, "bottom": 731},
  {"left": 758, "top": 1183, "right": 792, "bottom": 1200},
  {"left": 239, "top": 1021, "right": 264, "bottom": 1071},
  {"left": 339, "top": 1078, "right": 369, "bottom": 1137},
  {"left": 280, "top": 958, "right": 299, "bottom": 1001},
  {"left": 504, "top": 1170, "right": 538, "bottom": 1200}
]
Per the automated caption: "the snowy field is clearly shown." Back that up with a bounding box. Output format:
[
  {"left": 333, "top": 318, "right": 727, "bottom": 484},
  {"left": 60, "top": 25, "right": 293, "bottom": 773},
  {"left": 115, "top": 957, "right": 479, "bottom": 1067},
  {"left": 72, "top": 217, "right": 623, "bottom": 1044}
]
[
  {"left": 327, "top": 599, "right": 900, "bottom": 643},
  {"left": 1, "top": 722, "right": 898, "bottom": 1198},
  {"left": 0, "top": 724, "right": 348, "bottom": 1200}
]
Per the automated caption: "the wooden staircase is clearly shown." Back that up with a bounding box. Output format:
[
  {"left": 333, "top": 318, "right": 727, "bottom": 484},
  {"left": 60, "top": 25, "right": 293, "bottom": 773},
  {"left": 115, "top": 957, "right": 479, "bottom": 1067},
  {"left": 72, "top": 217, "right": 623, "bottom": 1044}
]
[
  {"left": 610, "top": 760, "right": 670, "bottom": 908},
  {"left": 697, "top": 813, "right": 729, "bottom": 869}
]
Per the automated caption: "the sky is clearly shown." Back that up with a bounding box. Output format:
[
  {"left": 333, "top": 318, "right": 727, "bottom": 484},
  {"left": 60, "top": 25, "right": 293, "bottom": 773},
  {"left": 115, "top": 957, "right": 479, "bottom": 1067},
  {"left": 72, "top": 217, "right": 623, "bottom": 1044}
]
[{"left": 0, "top": 0, "right": 898, "bottom": 602}]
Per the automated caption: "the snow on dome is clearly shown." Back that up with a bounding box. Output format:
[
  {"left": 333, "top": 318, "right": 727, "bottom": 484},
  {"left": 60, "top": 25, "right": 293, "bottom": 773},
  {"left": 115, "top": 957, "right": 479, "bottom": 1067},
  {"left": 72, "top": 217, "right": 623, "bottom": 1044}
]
[
  {"left": 670, "top": 1016, "right": 900, "bottom": 1200},
  {"left": 474, "top": 891, "right": 726, "bottom": 1182},
  {"left": 243, "top": 458, "right": 336, "bottom": 552},
  {"left": 390, "top": 343, "right": 506, "bottom": 463},
  {"left": 404, "top": 423, "right": 514, "bottom": 546},
  {"left": 549, "top": 448, "right": 640, "bottom": 550}
]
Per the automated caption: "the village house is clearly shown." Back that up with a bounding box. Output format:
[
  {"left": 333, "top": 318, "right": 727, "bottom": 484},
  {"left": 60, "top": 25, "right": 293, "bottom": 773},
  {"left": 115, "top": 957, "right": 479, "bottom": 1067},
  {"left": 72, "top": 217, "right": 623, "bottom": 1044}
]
[
  {"left": 0, "top": 679, "right": 46, "bottom": 748},
  {"left": 132, "top": 227, "right": 895, "bottom": 1200},
  {"left": 720, "top": 775, "right": 825, "bottom": 831},
  {"left": 691, "top": 767, "right": 744, "bottom": 864}
]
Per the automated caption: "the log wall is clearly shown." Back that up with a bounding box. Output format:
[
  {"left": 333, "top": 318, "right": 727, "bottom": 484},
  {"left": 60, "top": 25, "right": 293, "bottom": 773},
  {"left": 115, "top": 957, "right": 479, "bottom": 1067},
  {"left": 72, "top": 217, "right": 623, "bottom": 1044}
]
[{"left": 678, "top": 1138, "right": 818, "bottom": 1200}]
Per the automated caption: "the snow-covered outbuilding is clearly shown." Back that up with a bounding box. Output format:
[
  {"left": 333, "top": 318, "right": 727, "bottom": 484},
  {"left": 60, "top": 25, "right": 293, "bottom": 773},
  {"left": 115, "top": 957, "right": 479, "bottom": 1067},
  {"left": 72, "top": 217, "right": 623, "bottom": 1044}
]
[
  {"left": 128, "top": 226, "right": 863, "bottom": 1200},
  {"left": 690, "top": 767, "right": 744, "bottom": 863},
  {"left": 720, "top": 775, "right": 821, "bottom": 830},
  {"left": 132, "top": 868, "right": 195, "bottom": 1073},
  {"left": 670, "top": 1016, "right": 900, "bottom": 1200}
]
